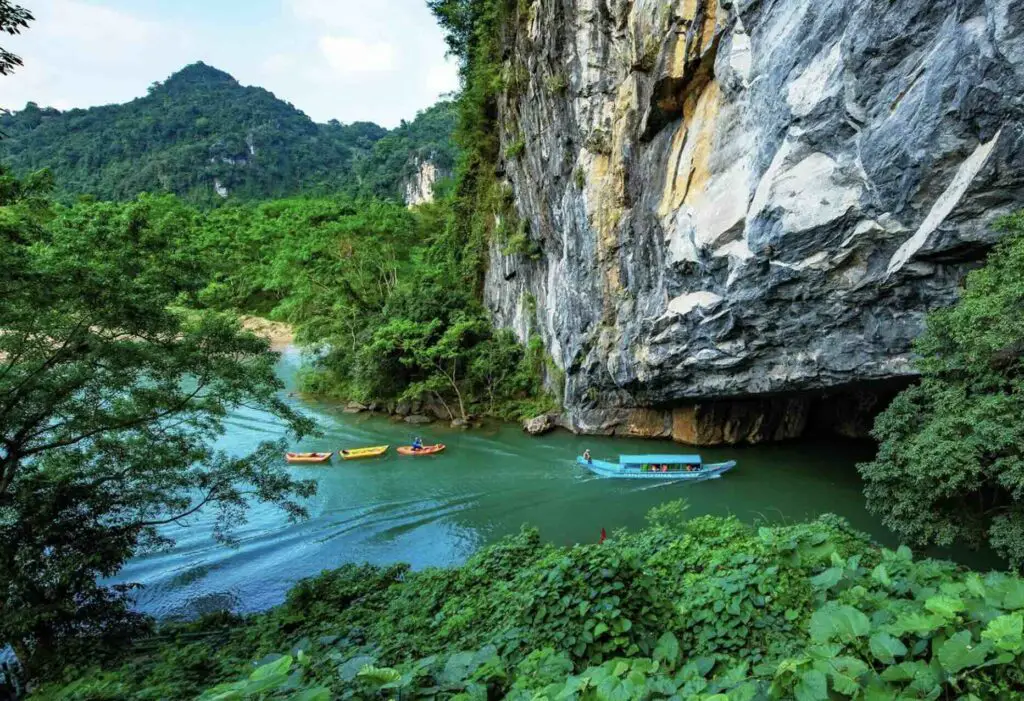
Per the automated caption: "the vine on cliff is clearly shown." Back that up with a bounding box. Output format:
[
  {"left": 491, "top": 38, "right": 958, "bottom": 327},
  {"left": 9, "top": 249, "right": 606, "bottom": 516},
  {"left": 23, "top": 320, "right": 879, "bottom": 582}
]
[{"left": 428, "top": 0, "right": 523, "bottom": 287}]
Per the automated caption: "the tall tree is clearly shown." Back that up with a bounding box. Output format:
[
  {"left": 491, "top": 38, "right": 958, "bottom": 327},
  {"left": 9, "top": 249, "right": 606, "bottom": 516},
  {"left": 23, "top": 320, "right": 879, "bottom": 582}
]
[
  {"left": 0, "top": 0, "right": 32, "bottom": 77},
  {"left": 859, "top": 214, "right": 1024, "bottom": 567},
  {"left": 0, "top": 168, "right": 316, "bottom": 676}
]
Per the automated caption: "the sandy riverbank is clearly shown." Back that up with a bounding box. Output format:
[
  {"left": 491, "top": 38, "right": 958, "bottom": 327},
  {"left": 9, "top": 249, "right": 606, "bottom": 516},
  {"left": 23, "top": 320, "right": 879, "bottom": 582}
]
[{"left": 240, "top": 316, "right": 295, "bottom": 351}]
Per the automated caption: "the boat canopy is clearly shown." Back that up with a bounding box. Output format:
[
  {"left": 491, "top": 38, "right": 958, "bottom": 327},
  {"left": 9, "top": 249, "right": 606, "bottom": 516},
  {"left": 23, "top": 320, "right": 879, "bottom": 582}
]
[{"left": 619, "top": 454, "right": 702, "bottom": 465}]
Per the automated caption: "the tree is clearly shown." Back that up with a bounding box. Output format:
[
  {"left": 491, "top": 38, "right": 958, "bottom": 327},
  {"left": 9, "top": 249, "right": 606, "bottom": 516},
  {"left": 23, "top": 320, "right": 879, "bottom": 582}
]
[
  {"left": 0, "top": 0, "right": 32, "bottom": 77},
  {"left": 0, "top": 168, "right": 316, "bottom": 677},
  {"left": 859, "top": 214, "right": 1024, "bottom": 567}
]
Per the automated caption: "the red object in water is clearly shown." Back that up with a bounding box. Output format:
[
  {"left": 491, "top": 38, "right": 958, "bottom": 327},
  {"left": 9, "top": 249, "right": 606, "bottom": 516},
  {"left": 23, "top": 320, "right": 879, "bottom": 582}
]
[{"left": 600, "top": 528, "right": 607, "bottom": 543}]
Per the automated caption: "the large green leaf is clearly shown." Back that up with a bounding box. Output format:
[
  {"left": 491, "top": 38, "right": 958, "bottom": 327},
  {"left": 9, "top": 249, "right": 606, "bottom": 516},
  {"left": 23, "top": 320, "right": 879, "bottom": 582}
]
[
  {"left": 936, "top": 631, "right": 990, "bottom": 674},
  {"left": 869, "top": 632, "right": 908, "bottom": 664},
  {"left": 871, "top": 564, "right": 892, "bottom": 588},
  {"left": 250, "top": 654, "right": 292, "bottom": 680},
  {"left": 890, "top": 612, "right": 942, "bottom": 636},
  {"left": 924, "top": 595, "right": 965, "bottom": 620},
  {"left": 440, "top": 651, "right": 479, "bottom": 685},
  {"left": 794, "top": 669, "right": 828, "bottom": 701},
  {"left": 809, "top": 604, "right": 870, "bottom": 643},
  {"left": 982, "top": 613, "right": 1024, "bottom": 653},
  {"left": 652, "top": 631, "right": 680, "bottom": 668},
  {"left": 811, "top": 568, "right": 843, "bottom": 591},
  {"left": 828, "top": 656, "right": 868, "bottom": 695}
]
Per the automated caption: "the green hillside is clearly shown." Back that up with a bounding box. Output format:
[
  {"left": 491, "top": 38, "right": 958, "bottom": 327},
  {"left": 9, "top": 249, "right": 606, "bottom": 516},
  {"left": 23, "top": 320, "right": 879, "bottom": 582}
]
[{"left": 0, "top": 62, "right": 456, "bottom": 203}]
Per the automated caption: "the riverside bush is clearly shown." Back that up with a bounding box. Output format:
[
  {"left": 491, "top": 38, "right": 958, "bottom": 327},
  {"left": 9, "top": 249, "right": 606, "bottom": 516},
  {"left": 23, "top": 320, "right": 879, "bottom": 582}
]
[{"left": 31, "top": 504, "right": 1024, "bottom": 700}]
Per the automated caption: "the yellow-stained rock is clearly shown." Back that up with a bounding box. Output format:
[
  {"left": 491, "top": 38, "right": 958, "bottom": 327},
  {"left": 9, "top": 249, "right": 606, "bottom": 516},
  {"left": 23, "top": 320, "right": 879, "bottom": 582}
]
[
  {"left": 658, "top": 80, "right": 722, "bottom": 217},
  {"left": 621, "top": 408, "right": 672, "bottom": 438}
]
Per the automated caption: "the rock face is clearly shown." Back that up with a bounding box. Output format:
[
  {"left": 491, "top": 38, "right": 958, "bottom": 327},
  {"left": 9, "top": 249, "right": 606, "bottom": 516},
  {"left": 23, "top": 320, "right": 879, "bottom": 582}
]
[
  {"left": 404, "top": 158, "right": 446, "bottom": 206},
  {"left": 485, "top": 0, "right": 1024, "bottom": 444},
  {"left": 523, "top": 414, "right": 557, "bottom": 435}
]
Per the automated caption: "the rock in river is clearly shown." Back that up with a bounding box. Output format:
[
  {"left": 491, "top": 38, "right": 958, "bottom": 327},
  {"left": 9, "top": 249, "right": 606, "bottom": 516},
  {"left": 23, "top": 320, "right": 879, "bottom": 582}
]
[{"left": 523, "top": 414, "right": 556, "bottom": 436}]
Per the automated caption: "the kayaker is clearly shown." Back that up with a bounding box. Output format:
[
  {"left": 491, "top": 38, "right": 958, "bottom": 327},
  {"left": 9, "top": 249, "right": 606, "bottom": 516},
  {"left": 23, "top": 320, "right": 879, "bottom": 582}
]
[
  {"left": 583, "top": 449, "right": 592, "bottom": 464},
  {"left": 412, "top": 437, "right": 423, "bottom": 452}
]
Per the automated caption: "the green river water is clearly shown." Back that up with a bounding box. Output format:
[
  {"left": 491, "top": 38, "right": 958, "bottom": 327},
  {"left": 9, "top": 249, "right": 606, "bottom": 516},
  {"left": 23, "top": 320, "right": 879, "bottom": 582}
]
[{"left": 117, "top": 348, "right": 984, "bottom": 619}]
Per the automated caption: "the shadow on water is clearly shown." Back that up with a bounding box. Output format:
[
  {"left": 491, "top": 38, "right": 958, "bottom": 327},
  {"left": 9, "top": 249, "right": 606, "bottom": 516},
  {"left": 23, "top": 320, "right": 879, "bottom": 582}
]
[{"left": 114, "top": 347, "right": 1003, "bottom": 619}]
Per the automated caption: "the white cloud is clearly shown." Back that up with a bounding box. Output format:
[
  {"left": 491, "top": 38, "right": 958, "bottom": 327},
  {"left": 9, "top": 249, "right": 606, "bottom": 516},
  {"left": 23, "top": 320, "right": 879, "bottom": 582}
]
[
  {"left": 425, "top": 58, "right": 461, "bottom": 96},
  {"left": 261, "top": 0, "right": 461, "bottom": 125},
  {"left": 318, "top": 36, "right": 397, "bottom": 75},
  {"left": 44, "top": 0, "right": 156, "bottom": 49},
  {"left": 1, "top": 0, "right": 193, "bottom": 112},
  {"left": 287, "top": 0, "right": 393, "bottom": 31}
]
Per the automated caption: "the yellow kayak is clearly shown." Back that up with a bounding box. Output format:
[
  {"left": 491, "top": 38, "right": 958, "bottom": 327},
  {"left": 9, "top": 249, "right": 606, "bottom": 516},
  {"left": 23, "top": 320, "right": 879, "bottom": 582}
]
[{"left": 340, "top": 445, "right": 389, "bottom": 460}]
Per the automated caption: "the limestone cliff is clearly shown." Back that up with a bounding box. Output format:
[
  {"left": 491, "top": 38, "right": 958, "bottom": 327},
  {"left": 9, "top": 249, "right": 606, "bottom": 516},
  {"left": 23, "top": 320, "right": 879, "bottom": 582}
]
[
  {"left": 404, "top": 158, "right": 447, "bottom": 206},
  {"left": 485, "top": 0, "right": 1024, "bottom": 444}
]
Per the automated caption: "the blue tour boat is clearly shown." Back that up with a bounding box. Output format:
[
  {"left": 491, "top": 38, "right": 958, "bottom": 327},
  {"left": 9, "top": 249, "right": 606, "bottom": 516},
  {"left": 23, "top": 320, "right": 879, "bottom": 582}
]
[{"left": 576, "top": 453, "right": 736, "bottom": 480}]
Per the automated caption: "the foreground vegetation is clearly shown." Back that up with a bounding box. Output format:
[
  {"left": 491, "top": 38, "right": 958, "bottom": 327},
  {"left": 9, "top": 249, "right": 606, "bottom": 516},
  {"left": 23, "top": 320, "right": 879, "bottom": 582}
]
[
  {"left": 0, "top": 167, "right": 316, "bottom": 680},
  {"left": 860, "top": 216, "right": 1024, "bottom": 568},
  {"left": 32, "top": 504, "right": 1024, "bottom": 700}
]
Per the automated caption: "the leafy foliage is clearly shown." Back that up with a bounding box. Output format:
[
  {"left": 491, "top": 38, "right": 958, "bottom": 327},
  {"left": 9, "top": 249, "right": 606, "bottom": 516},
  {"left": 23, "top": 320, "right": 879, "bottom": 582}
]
[
  {"left": 0, "top": 63, "right": 455, "bottom": 204},
  {"left": 31, "top": 506, "right": 1024, "bottom": 700},
  {"left": 180, "top": 194, "right": 553, "bottom": 419},
  {"left": 0, "top": 0, "right": 32, "bottom": 78},
  {"left": 428, "top": 0, "right": 532, "bottom": 289},
  {"left": 0, "top": 167, "right": 315, "bottom": 677},
  {"left": 860, "top": 216, "right": 1024, "bottom": 566}
]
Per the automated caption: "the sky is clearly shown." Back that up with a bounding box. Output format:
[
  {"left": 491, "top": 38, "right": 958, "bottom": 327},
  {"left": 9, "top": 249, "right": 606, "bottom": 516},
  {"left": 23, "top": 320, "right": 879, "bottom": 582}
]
[{"left": 0, "top": 0, "right": 461, "bottom": 127}]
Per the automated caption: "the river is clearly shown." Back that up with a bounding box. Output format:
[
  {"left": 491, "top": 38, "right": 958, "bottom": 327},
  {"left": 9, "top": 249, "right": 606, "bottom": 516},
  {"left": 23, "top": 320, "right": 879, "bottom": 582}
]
[{"left": 116, "top": 348, "right": 974, "bottom": 620}]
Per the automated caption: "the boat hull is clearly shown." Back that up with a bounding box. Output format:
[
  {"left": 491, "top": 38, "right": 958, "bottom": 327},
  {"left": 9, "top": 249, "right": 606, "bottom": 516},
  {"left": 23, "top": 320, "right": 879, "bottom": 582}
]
[
  {"left": 576, "top": 457, "right": 736, "bottom": 479},
  {"left": 340, "top": 445, "right": 389, "bottom": 460},
  {"left": 397, "top": 444, "right": 446, "bottom": 456},
  {"left": 286, "top": 452, "right": 333, "bottom": 464}
]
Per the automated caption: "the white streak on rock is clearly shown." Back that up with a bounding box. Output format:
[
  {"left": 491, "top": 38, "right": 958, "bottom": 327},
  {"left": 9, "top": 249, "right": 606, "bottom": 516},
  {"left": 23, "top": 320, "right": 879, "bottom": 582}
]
[
  {"left": 887, "top": 129, "right": 1002, "bottom": 275},
  {"left": 787, "top": 42, "right": 843, "bottom": 117},
  {"left": 666, "top": 291, "right": 723, "bottom": 317}
]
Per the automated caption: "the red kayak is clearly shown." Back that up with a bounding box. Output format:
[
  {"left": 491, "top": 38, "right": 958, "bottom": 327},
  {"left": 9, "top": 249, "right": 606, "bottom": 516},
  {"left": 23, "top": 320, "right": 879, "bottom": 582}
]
[{"left": 396, "top": 444, "right": 446, "bottom": 456}]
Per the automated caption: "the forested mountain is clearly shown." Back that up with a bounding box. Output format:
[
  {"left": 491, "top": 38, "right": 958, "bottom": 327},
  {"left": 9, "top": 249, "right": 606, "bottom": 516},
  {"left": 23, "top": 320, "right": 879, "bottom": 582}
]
[{"left": 0, "top": 62, "right": 456, "bottom": 203}]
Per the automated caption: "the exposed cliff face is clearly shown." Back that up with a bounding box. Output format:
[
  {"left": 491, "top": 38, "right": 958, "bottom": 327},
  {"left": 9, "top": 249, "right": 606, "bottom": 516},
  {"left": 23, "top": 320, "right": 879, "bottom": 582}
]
[
  {"left": 486, "top": 0, "right": 1024, "bottom": 444},
  {"left": 404, "top": 158, "right": 446, "bottom": 206}
]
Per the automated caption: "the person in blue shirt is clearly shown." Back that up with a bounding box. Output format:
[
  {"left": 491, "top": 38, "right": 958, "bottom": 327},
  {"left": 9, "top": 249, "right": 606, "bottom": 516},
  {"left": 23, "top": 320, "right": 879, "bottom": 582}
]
[{"left": 412, "top": 437, "right": 423, "bottom": 451}]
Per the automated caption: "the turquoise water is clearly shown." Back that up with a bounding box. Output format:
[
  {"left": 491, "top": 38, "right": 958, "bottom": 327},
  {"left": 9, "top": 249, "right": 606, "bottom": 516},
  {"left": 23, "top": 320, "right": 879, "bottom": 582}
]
[{"left": 116, "top": 349, "right": 977, "bottom": 619}]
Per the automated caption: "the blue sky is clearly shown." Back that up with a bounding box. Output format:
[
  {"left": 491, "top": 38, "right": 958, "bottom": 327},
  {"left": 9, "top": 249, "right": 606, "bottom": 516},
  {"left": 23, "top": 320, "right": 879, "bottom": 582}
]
[{"left": 1, "top": 0, "right": 461, "bottom": 127}]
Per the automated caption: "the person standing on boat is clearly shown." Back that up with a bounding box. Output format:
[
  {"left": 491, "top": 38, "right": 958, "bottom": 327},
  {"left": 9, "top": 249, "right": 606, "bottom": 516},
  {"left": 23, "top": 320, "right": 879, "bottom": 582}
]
[
  {"left": 583, "top": 449, "right": 592, "bottom": 464},
  {"left": 412, "top": 436, "right": 424, "bottom": 452}
]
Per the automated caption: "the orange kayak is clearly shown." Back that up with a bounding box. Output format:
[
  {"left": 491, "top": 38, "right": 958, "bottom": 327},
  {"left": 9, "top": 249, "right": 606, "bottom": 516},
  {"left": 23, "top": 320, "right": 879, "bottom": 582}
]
[
  {"left": 396, "top": 444, "right": 446, "bottom": 456},
  {"left": 285, "top": 452, "right": 333, "bottom": 464}
]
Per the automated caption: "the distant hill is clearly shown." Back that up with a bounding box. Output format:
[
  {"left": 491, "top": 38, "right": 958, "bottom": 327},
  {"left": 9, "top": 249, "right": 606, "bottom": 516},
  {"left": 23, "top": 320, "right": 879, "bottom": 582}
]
[{"left": 0, "top": 62, "right": 457, "bottom": 204}]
